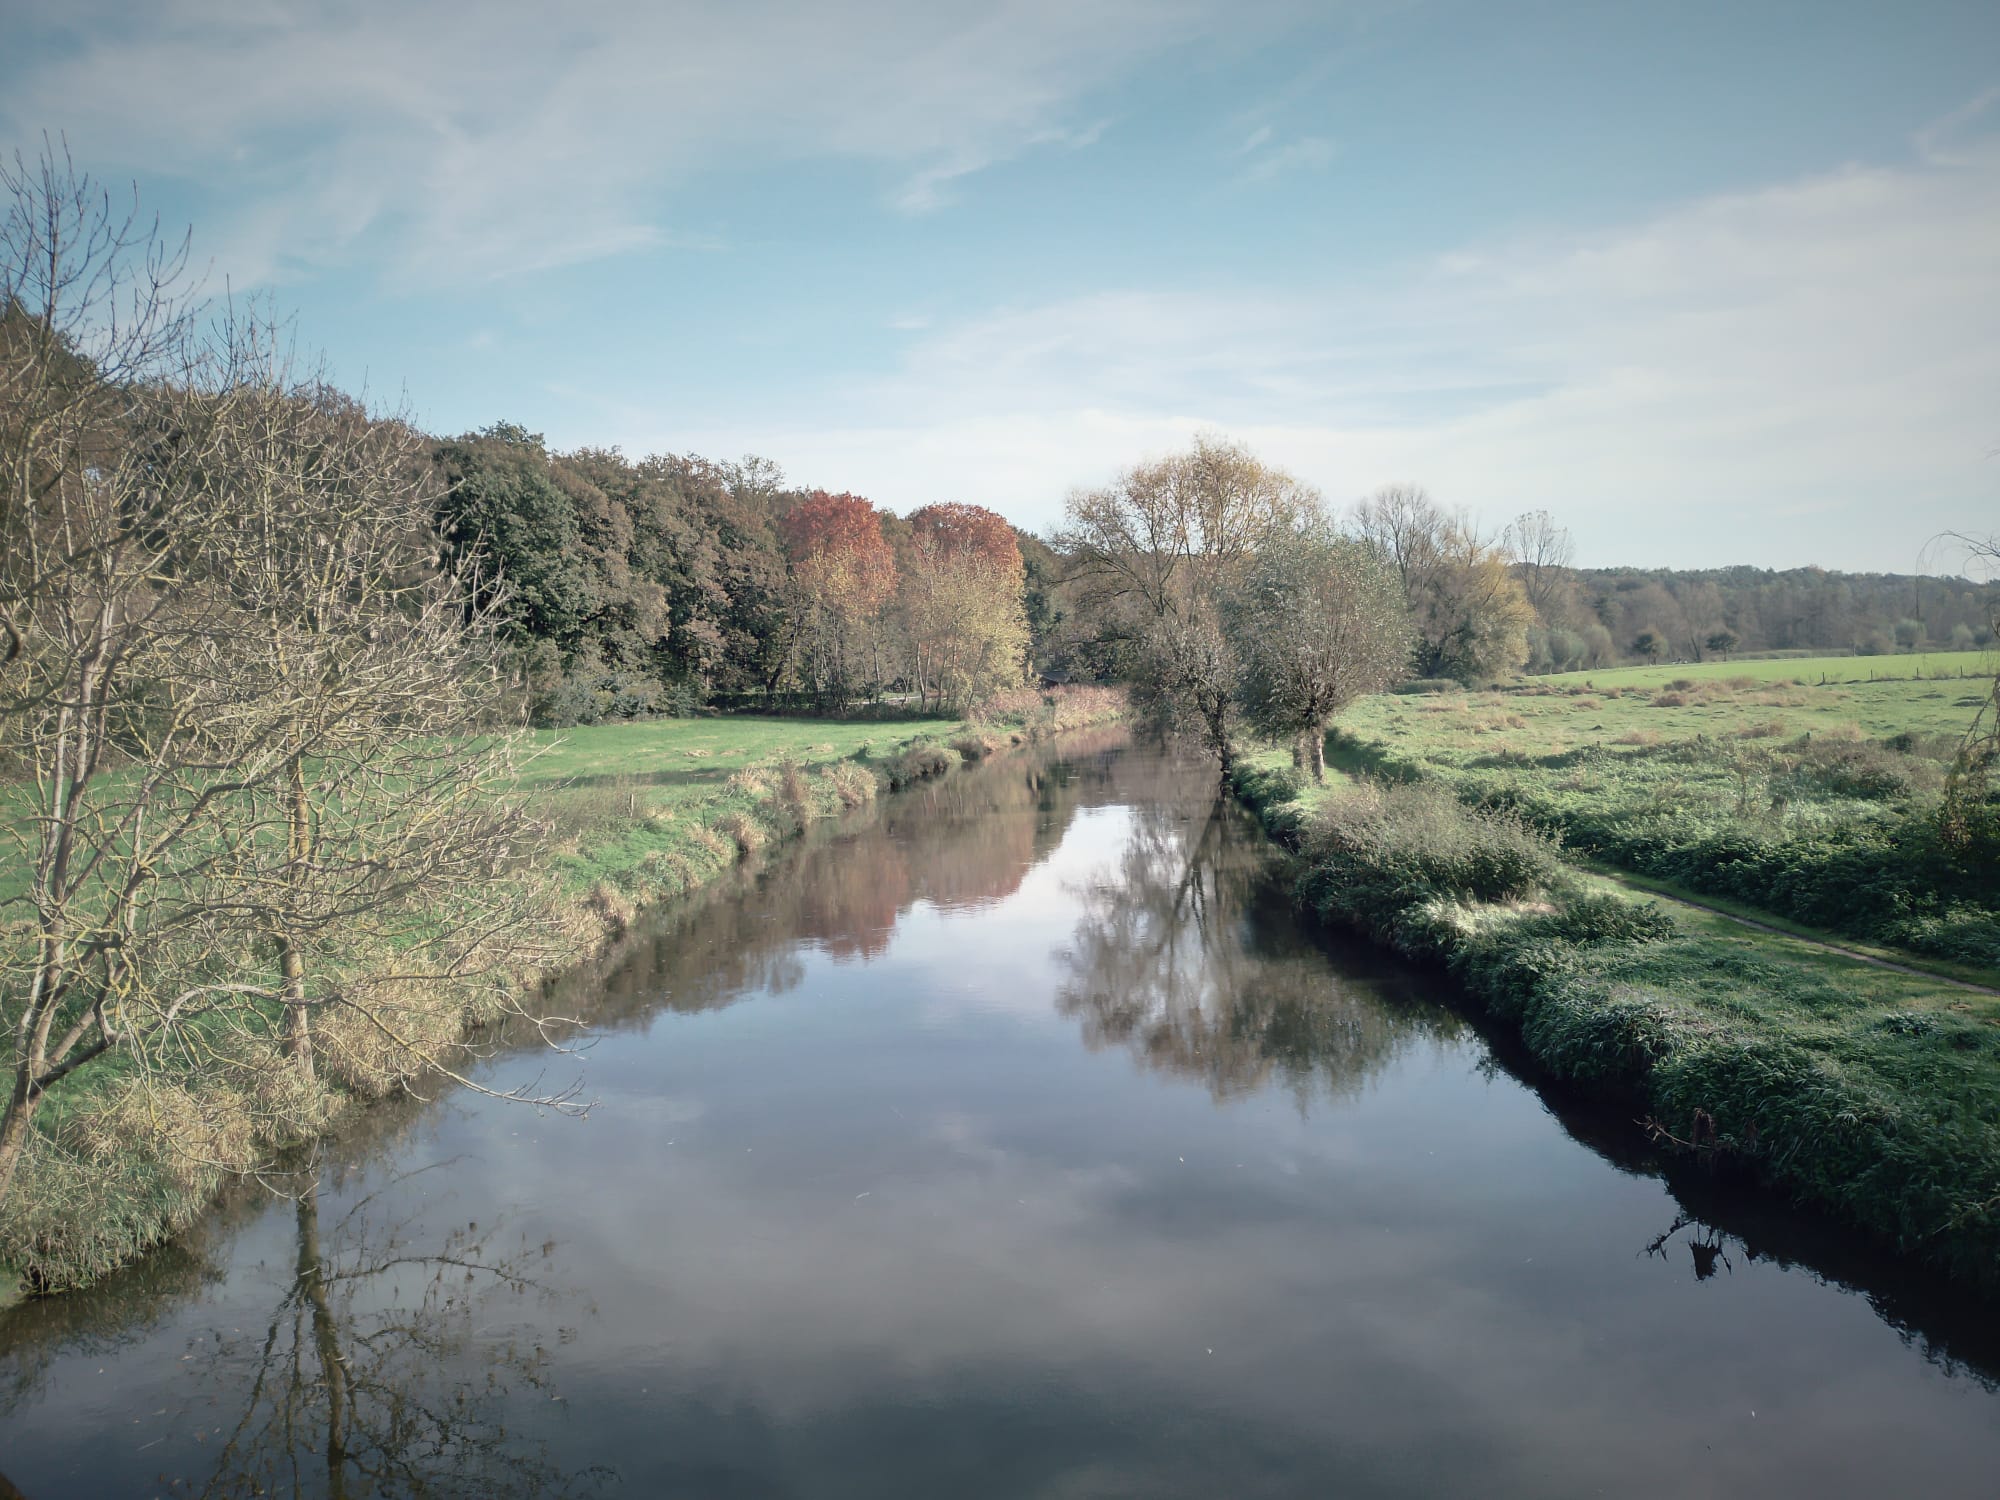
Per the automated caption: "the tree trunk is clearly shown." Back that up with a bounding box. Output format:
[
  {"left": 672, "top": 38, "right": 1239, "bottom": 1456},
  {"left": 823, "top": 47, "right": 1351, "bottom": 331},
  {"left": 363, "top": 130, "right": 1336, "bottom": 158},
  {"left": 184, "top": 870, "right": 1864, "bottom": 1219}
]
[
  {"left": 1309, "top": 724, "right": 1327, "bottom": 783},
  {"left": 0, "top": 1096, "right": 37, "bottom": 1221},
  {"left": 297, "top": 1178, "right": 351, "bottom": 1500},
  {"left": 281, "top": 751, "right": 316, "bottom": 1085}
]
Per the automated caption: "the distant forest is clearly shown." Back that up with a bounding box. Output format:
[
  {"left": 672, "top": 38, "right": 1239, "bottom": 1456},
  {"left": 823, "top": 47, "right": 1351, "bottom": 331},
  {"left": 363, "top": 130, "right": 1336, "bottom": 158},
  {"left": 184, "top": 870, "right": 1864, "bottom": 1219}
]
[
  {"left": 1528, "top": 562, "right": 1999, "bottom": 673},
  {"left": 437, "top": 425, "right": 1997, "bottom": 722}
]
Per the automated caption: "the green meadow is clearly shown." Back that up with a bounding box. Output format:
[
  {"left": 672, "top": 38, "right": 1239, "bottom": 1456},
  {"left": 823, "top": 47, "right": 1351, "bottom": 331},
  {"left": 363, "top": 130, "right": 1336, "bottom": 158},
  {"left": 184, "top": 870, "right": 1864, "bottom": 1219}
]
[{"left": 1318, "top": 651, "right": 1999, "bottom": 975}]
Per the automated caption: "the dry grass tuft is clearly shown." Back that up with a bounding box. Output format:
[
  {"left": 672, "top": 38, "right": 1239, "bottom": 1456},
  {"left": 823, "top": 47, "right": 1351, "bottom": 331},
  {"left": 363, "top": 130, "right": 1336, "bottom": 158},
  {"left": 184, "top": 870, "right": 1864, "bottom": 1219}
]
[{"left": 715, "top": 809, "right": 766, "bottom": 856}]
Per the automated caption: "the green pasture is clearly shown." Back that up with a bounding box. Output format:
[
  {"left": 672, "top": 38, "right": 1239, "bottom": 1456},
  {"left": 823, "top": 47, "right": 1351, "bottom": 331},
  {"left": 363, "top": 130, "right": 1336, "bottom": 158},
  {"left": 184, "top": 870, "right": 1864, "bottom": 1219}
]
[
  {"left": 1357, "top": 664, "right": 1991, "bottom": 756},
  {"left": 521, "top": 714, "right": 957, "bottom": 792},
  {"left": 1306, "top": 658, "right": 2000, "bottom": 978},
  {"left": 1534, "top": 648, "right": 1994, "bottom": 692}
]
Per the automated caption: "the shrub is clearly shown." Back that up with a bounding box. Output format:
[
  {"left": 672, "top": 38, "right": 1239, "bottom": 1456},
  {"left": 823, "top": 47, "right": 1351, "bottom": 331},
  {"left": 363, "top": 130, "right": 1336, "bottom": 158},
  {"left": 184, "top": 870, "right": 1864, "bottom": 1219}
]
[
  {"left": 1392, "top": 678, "right": 1463, "bottom": 695},
  {"left": 824, "top": 760, "right": 878, "bottom": 808},
  {"left": 1299, "top": 782, "right": 1561, "bottom": 914},
  {"left": 1525, "top": 891, "right": 1679, "bottom": 946},
  {"left": 883, "top": 741, "right": 959, "bottom": 789},
  {"left": 715, "top": 810, "right": 766, "bottom": 857}
]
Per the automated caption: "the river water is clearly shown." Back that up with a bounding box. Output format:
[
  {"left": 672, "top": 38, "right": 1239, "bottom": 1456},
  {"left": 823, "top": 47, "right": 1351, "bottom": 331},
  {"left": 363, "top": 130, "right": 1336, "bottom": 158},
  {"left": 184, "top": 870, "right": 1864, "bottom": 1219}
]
[{"left": 3, "top": 735, "right": 1998, "bottom": 1497}]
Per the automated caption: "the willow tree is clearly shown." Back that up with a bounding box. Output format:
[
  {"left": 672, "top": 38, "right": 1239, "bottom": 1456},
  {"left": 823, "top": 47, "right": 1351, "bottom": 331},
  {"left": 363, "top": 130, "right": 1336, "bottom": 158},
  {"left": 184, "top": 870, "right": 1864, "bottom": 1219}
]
[
  {"left": 902, "top": 502, "right": 1029, "bottom": 712},
  {"left": 1056, "top": 434, "right": 1312, "bottom": 771},
  {"left": 1226, "top": 521, "right": 1410, "bottom": 781}
]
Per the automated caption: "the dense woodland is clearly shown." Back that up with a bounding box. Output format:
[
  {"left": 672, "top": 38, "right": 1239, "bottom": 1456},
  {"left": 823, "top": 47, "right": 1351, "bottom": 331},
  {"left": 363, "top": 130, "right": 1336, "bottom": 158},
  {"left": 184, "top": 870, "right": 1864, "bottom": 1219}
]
[{"left": 434, "top": 429, "right": 2000, "bottom": 726}]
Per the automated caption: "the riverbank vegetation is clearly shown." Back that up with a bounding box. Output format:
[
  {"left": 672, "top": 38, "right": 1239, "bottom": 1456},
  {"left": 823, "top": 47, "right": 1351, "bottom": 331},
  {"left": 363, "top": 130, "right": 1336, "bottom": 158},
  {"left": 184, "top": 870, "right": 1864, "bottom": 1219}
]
[
  {"left": 0, "top": 148, "right": 1116, "bottom": 1295},
  {"left": 1228, "top": 761, "right": 2000, "bottom": 1288},
  {"left": 1314, "top": 659, "right": 2000, "bottom": 974}
]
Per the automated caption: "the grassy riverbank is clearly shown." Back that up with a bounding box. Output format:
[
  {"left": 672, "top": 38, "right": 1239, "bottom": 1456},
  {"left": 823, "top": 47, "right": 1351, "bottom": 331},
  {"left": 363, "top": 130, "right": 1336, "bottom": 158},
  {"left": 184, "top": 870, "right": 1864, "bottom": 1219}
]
[
  {"left": 1230, "top": 750, "right": 2000, "bottom": 1290},
  {"left": 1, "top": 687, "right": 1125, "bottom": 1297}
]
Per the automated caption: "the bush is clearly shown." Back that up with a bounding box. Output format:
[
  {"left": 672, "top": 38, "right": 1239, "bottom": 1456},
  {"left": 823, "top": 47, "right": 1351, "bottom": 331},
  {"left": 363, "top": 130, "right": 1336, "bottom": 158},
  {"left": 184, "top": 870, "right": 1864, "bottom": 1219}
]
[
  {"left": 1524, "top": 891, "right": 1679, "bottom": 946},
  {"left": 1392, "top": 678, "right": 1463, "bottom": 695},
  {"left": 882, "top": 740, "right": 960, "bottom": 789},
  {"left": 1300, "top": 782, "right": 1561, "bottom": 915}
]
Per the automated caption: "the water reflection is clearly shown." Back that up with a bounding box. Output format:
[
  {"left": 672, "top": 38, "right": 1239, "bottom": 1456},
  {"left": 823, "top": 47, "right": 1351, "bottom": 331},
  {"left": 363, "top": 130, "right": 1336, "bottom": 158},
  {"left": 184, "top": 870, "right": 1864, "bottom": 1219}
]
[
  {"left": 177, "top": 1157, "right": 602, "bottom": 1500},
  {"left": 575, "top": 727, "right": 1131, "bottom": 1024},
  {"left": 1056, "top": 781, "right": 1459, "bottom": 1102}
]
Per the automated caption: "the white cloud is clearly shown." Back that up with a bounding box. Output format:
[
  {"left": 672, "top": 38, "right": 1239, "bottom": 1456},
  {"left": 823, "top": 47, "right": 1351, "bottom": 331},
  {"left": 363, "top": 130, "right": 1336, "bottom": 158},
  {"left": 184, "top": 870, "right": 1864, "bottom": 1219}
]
[
  {"left": 668, "top": 133, "right": 2000, "bottom": 568},
  {"left": 1241, "top": 133, "right": 1337, "bottom": 182},
  {"left": 2, "top": 0, "right": 1293, "bottom": 281}
]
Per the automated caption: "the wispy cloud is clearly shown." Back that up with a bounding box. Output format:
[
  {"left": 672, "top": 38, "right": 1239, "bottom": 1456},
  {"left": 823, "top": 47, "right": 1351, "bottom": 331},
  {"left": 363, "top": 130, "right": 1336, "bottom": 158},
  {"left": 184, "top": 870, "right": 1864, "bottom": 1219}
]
[
  {"left": 1240, "top": 134, "right": 1336, "bottom": 182},
  {"left": 1, "top": 0, "right": 1296, "bottom": 280},
  {"left": 1915, "top": 83, "right": 2000, "bottom": 165},
  {"left": 673, "top": 133, "right": 2000, "bottom": 567}
]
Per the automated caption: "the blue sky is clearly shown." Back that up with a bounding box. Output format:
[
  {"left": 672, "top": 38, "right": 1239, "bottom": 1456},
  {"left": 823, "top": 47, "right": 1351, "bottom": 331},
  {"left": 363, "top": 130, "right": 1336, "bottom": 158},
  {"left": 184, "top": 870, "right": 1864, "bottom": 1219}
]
[{"left": 5, "top": 0, "right": 1998, "bottom": 569}]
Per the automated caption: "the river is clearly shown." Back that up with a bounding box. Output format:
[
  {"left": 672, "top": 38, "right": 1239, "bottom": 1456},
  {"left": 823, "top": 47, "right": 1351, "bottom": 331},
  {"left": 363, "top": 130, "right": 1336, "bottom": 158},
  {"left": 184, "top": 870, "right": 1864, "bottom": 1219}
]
[{"left": 3, "top": 734, "right": 1998, "bottom": 1497}]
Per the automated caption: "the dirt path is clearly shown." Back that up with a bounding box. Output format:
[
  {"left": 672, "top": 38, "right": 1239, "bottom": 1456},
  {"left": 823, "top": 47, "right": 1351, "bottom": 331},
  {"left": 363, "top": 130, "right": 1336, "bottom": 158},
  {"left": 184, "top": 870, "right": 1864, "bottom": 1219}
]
[{"left": 1602, "top": 873, "right": 2000, "bottom": 998}]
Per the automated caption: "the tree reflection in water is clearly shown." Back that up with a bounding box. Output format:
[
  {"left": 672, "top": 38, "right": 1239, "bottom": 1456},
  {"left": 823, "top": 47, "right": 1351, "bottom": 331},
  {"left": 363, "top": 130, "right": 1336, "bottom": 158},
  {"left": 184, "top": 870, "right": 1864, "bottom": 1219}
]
[
  {"left": 177, "top": 1156, "right": 607, "bottom": 1500},
  {"left": 1056, "top": 775, "right": 1462, "bottom": 1103},
  {"left": 576, "top": 731, "right": 1130, "bottom": 1027}
]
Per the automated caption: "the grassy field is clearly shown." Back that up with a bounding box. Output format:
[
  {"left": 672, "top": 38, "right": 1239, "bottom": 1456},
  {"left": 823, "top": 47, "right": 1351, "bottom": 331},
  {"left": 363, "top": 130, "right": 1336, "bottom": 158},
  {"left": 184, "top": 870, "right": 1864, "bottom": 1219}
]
[
  {"left": 1318, "top": 651, "right": 1999, "bottom": 974},
  {"left": 1537, "top": 649, "right": 1994, "bottom": 692}
]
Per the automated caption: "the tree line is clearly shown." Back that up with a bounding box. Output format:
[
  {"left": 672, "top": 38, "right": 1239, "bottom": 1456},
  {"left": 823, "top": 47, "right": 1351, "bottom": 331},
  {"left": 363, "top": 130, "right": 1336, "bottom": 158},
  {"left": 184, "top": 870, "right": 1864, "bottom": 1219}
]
[
  {"left": 1505, "top": 527, "right": 2000, "bottom": 672},
  {"left": 432, "top": 430, "right": 1034, "bottom": 722}
]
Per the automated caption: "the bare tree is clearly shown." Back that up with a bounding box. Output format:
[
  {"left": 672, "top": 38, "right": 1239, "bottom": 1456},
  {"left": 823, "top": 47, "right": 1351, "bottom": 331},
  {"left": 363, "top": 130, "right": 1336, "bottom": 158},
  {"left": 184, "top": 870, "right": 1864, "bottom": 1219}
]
[
  {"left": 1227, "top": 519, "right": 1411, "bottom": 781},
  {"left": 1500, "top": 508, "right": 1575, "bottom": 620},
  {"left": 0, "top": 147, "right": 578, "bottom": 1231},
  {"left": 1352, "top": 486, "right": 1534, "bottom": 683}
]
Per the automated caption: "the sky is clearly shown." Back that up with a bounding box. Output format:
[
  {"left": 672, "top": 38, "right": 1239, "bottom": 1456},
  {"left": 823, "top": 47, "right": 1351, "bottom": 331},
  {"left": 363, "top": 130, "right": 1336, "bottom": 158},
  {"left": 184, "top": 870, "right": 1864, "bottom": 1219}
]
[{"left": 4, "top": 0, "right": 1998, "bottom": 571}]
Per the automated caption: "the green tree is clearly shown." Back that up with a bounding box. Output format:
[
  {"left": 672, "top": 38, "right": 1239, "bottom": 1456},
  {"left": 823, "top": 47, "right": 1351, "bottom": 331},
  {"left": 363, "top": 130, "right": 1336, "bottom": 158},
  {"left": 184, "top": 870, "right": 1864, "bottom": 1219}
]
[{"left": 1226, "top": 522, "right": 1410, "bottom": 781}]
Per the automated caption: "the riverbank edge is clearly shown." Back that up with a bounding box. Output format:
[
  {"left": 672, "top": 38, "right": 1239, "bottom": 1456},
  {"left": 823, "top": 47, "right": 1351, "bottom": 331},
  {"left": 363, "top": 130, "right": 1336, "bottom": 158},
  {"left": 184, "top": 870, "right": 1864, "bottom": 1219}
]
[
  {"left": 0, "top": 693, "right": 1128, "bottom": 1303},
  {"left": 1226, "top": 759, "right": 2000, "bottom": 1293}
]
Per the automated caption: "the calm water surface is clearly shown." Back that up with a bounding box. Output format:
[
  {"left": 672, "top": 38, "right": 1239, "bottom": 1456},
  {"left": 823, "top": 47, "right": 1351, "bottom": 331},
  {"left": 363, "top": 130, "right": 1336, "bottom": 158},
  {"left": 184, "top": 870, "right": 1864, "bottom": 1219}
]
[{"left": 4, "top": 737, "right": 1999, "bottom": 1497}]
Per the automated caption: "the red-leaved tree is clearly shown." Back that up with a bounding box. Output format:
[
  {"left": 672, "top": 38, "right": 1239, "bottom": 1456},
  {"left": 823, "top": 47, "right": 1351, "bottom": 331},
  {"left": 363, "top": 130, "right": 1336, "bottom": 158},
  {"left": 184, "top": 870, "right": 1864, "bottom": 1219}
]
[{"left": 779, "top": 491, "right": 897, "bottom": 706}]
